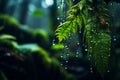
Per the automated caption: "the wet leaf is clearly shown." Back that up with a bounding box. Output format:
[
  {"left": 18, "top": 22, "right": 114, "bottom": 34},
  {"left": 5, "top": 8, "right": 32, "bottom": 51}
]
[
  {"left": 0, "top": 34, "right": 16, "bottom": 40},
  {"left": 32, "top": 10, "right": 44, "bottom": 17},
  {"left": 55, "top": 21, "right": 71, "bottom": 42},
  {"left": 51, "top": 44, "right": 64, "bottom": 50}
]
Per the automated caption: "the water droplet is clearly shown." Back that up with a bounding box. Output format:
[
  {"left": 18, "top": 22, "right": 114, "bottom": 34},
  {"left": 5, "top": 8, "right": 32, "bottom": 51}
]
[
  {"left": 113, "top": 36, "right": 117, "bottom": 41},
  {"left": 65, "top": 67, "right": 68, "bottom": 69},
  {"left": 65, "top": 45, "right": 68, "bottom": 48},
  {"left": 76, "top": 55, "right": 78, "bottom": 57},
  {"left": 90, "top": 67, "right": 93, "bottom": 73},
  {"left": 66, "top": 54, "right": 69, "bottom": 56},
  {"left": 5, "top": 53, "right": 11, "bottom": 56},
  {"left": 77, "top": 42, "right": 80, "bottom": 45},
  {"left": 65, "top": 45, "right": 69, "bottom": 50},
  {"left": 113, "top": 38, "right": 117, "bottom": 41},
  {"left": 108, "top": 54, "right": 111, "bottom": 57},
  {"left": 90, "top": 67, "right": 92, "bottom": 70},
  {"left": 76, "top": 51, "right": 79, "bottom": 54},
  {"left": 52, "top": 39, "right": 55, "bottom": 45},
  {"left": 90, "top": 40, "right": 93, "bottom": 43},
  {"left": 85, "top": 49, "right": 88, "bottom": 51},
  {"left": 90, "top": 47, "right": 92, "bottom": 49},
  {"left": 57, "top": 17, "right": 60, "bottom": 20},
  {"left": 110, "top": 3, "right": 113, "bottom": 5},
  {"left": 90, "top": 70, "right": 93, "bottom": 73},
  {"left": 66, "top": 47, "right": 69, "bottom": 50},
  {"left": 65, "top": 60, "right": 68, "bottom": 63},
  {"left": 107, "top": 70, "right": 110, "bottom": 72},
  {"left": 61, "top": 64, "right": 63, "bottom": 66},
  {"left": 52, "top": 43, "right": 55, "bottom": 45},
  {"left": 58, "top": 6, "right": 60, "bottom": 9},
  {"left": 89, "top": 54, "right": 92, "bottom": 57},
  {"left": 61, "top": 56, "right": 63, "bottom": 58},
  {"left": 79, "top": 31, "right": 81, "bottom": 33},
  {"left": 91, "top": 29, "right": 94, "bottom": 32}
]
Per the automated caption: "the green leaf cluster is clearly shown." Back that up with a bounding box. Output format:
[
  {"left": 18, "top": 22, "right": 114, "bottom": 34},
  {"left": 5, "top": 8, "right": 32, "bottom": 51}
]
[
  {"left": 55, "top": 0, "right": 111, "bottom": 77},
  {"left": 56, "top": 0, "right": 87, "bottom": 42}
]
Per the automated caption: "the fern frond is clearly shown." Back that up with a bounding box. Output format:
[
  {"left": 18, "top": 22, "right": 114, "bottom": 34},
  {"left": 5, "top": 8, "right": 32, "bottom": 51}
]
[
  {"left": 55, "top": 21, "right": 71, "bottom": 42},
  {"left": 56, "top": 0, "right": 111, "bottom": 77},
  {"left": 85, "top": 0, "right": 111, "bottom": 76},
  {"left": 92, "top": 33, "right": 111, "bottom": 76}
]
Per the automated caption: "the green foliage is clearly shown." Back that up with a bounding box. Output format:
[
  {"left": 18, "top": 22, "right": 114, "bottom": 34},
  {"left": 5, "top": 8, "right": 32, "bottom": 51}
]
[
  {"left": 51, "top": 43, "right": 64, "bottom": 50},
  {"left": 32, "top": 10, "right": 44, "bottom": 17},
  {"left": 0, "top": 34, "right": 16, "bottom": 41},
  {"left": 66, "top": 0, "right": 73, "bottom": 7},
  {"left": 56, "top": 0, "right": 88, "bottom": 42},
  {"left": 30, "top": 29, "right": 49, "bottom": 41},
  {"left": 92, "top": 33, "right": 110, "bottom": 76},
  {"left": 55, "top": 21, "right": 72, "bottom": 42},
  {"left": 55, "top": 0, "right": 111, "bottom": 77},
  {"left": 0, "top": 14, "right": 19, "bottom": 26}
]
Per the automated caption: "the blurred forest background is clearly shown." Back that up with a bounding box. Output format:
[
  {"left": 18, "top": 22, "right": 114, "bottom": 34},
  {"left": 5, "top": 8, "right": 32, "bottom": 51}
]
[{"left": 0, "top": 0, "right": 120, "bottom": 80}]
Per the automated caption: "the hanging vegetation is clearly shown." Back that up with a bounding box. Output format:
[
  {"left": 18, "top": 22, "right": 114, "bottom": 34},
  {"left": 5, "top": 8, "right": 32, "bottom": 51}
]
[{"left": 55, "top": 0, "right": 113, "bottom": 77}]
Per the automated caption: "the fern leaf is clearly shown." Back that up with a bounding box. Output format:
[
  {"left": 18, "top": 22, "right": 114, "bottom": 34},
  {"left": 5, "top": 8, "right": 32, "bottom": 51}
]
[
  {"left": 56, "top": 0, "right": 111, "bottom": 77},
  {"left": 92, "top": 33, "right": 111, "bottom": 76},
  {"left": 55, "top": 21, "right": 71, "bottom": 42}
]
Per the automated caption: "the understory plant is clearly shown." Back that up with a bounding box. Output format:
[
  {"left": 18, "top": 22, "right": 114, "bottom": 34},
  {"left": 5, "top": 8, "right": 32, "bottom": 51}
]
[{"left": 55, "top": 0, "right": 113, "bottom": 77}]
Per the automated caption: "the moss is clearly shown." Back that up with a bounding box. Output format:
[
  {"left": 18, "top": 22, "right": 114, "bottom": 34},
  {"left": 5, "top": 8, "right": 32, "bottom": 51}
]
[
  {"left": 0, "top": 36, "right": 76, "bottom": 80},
  {"left": 30, "top": 29, "right": 49, "bottom": 43},
  {"left": 0, "top": 14, "right": 19, "bottom": 27}
]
